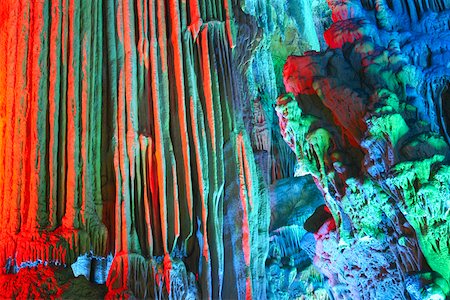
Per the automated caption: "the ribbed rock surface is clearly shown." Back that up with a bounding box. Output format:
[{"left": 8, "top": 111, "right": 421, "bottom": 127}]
[{"left": 0, "top": 0, "right": 270, "bottom": 298}]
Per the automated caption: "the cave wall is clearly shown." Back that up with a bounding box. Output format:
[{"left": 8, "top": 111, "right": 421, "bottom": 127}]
[
  {"left": 0, "top": 0, "right": 274, "bottom": 298},
  {"left": 1, "top": 0, "right": 450, "bottom": 298}
]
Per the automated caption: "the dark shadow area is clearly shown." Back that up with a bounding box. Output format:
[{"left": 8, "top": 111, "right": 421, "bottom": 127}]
[{"left": 440, "top": 84, "right": 450, "bottom": 143}]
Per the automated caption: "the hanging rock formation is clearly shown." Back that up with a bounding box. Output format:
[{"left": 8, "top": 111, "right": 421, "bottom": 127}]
[{"left": 0, "top": 0, "right": 273, "bottom": 298}]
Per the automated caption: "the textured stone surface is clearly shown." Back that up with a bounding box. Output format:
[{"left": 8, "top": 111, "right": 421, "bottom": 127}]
[
  {"left": 277, "top": 0, "right": 450, "bottom": 298},
  {"left": 0, "top": 0, "right": 272, "bottom": 298},
  {"left": 1, "top": 0, "right": 449, "bottom": 298}
]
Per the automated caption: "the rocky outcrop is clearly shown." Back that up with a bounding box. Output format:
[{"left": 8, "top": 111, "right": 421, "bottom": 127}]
[
  {"left": 266, "top": 176, "right": 329, "bottom": 299},
  {"left": 277, "top": 0, "right": 450, "bottom": 298}
]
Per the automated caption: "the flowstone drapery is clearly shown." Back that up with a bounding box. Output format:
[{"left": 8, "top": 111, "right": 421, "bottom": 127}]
[{"left": 0, "top": 0, "right": 270, "bottom": 298}]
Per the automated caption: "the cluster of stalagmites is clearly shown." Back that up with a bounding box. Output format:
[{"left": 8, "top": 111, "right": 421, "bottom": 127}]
[{"left": 276, "top": 0, "right": 450, "bottom": 298}]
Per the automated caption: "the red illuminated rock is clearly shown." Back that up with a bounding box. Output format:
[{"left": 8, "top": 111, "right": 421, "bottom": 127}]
[{"left": 0, "top": 0, "right": 268, "bottom": 298}]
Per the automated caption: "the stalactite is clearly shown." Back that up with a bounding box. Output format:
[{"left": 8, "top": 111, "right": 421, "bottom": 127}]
[{"left": 0, "top": 0, "right": 269, "bottom": 298}]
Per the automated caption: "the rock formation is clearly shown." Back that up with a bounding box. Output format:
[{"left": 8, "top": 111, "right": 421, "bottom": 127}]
[
  {"left": 0, "top": 0, "right": 449, "bottom": 298},
  {"left": 0, "top": 0, "right": 271, "bottom": 298},
  {"left": 277, "top": 0, "right": 450, "bottom": 298}
]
